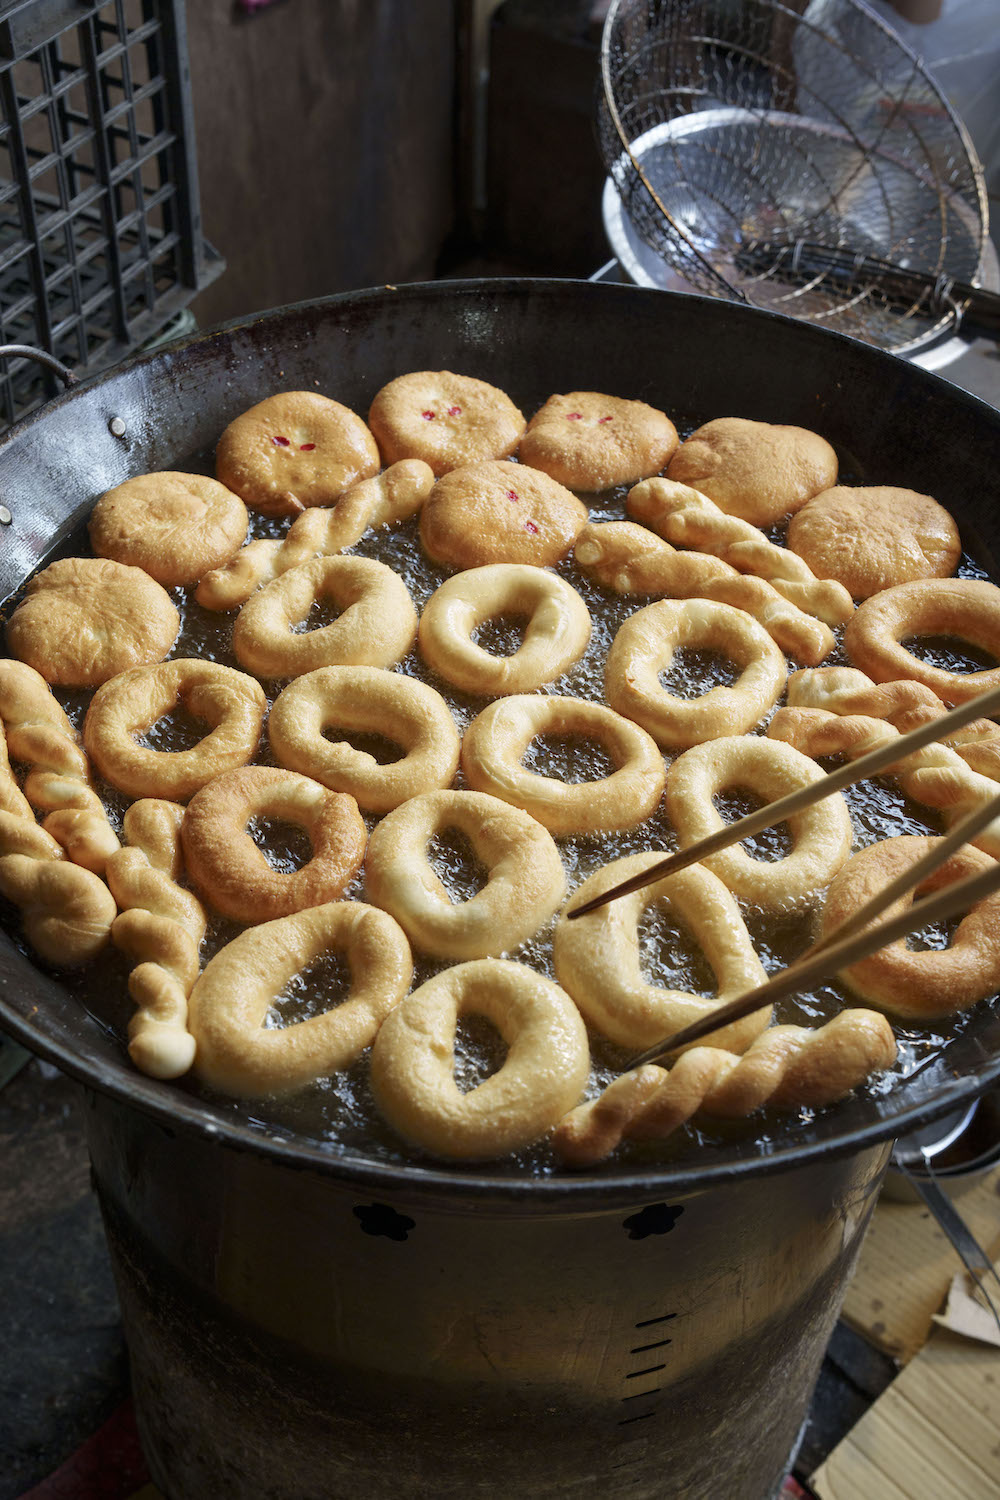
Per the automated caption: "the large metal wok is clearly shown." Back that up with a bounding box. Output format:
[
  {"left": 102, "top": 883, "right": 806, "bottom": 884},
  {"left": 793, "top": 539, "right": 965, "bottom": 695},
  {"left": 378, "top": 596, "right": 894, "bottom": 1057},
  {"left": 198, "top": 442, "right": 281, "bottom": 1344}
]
[{"left": 2, "top": 280, "right": 1000, "bottom": 1499}]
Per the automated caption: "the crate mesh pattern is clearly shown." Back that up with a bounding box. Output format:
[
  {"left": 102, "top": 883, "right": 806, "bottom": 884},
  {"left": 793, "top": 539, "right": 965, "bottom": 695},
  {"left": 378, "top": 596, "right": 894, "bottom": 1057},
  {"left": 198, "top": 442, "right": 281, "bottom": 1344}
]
[{"left": 0, "top": 0, "right": 219, "bottom": 426}]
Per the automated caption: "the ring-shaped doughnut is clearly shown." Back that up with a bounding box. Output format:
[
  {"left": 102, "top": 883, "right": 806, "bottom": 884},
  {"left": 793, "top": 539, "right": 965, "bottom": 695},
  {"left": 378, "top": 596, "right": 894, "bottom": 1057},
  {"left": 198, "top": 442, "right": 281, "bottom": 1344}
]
[
  {"left": 180, "top": 766, "right": 367, "bottom": 923},
  {"left": 844, "top": 579, "right": 1000, "bottom": 704},
  {"left": 364, "top": 789, "right": 565, "bottom": 958},
  {"left": 232, "top": 555, "right": 418, "bottom": 679},
  {"left": 369, "top": 958, "right": 589, "bottom": 1159},
  {"left": 821, "top": 835, "right": 1000, "bottom": 1020},
  {"left": 188, "top": 901, "right": 412, "bottom": 1096},
  {"left": 367, "top": 371, "right": 525, "bottom": 476},
  {"left": 216, "top": 391, "right": 381, "bottom": 518},
  {"left": 461, "top": 694, "right": 665, "bottom": 835},
  {"left": 665, "top": 736, "right": 853, "bottom": 910},
  {"left": 83, "top": 659, "right": 267, "bottom": 801},
  {"left": 605, "top": 599, "right": 787, "bottom": 747},
  {"left": 558, "top": 853, "right": 771, "bottom": 1051},
  {"left": 88, "top": 472, "right": 248, "bottom": 586},
  {"left": 418, "top": 564, "right": 591, "bottom": 695},
  {"left": 269, "top": 667, "right": 460, "bottom": 813}
]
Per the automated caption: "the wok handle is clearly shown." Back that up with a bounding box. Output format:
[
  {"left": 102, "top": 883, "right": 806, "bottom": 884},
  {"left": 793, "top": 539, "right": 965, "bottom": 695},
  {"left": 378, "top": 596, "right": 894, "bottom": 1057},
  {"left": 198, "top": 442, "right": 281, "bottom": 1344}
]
[{"left": 0, "top": 344, "right": 76, "bottom": 388}]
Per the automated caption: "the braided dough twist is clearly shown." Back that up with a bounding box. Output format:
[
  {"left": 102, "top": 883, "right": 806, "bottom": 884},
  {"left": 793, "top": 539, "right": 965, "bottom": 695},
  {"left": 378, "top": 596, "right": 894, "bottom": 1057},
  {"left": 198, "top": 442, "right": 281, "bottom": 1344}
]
[
  {"left": 0, "top": 810, "right": 117, "bottom": 965},
  {"left": 106, "top": 799, "right": 205, "bottom": 1078},
  {"left": 553, "top": 1010, "right": 897, "bottom": 1166},
  {"left": 574, "top": 521, "right": 834, "bottom": 665},
  {"left": 627, "top": 478, "right": 854, "bottom": 626},
  {"left": 195, "top": 460, "right": 434, "bottom": 611},
  {"left": 0, "top": 660, "right": 119, "bottom": 873}
]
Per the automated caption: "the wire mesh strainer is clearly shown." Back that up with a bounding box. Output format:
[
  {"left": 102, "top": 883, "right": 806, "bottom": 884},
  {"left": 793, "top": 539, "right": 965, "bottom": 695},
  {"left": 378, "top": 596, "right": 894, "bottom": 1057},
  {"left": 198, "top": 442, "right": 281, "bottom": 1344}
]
[{"left": 598, "top": 0, "right": 990, "bottom": 354}]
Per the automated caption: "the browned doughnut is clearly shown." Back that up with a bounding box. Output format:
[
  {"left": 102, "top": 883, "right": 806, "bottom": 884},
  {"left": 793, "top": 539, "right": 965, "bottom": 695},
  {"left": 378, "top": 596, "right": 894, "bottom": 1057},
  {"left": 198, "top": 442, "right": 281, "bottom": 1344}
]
[
  {"left": 88, "top": 472, "right": 248, "bottom": 586},
  {"left": 368, "top": 371, "right": 525, "bottom": 476},
  {"left": 181, "top": 766, "right": 367, "bottom": 924},
  {"left": 787, "top": 486, "right": 961, "bottom": 599},
  {"left": 419, "top": 461, "right": 588, "bottom": 570},
  {"left": 666, "top": 417, "right": 838, "bottom": 526},
  {"left": 518, "top": 391, "right": 678, "bottom": 491}
]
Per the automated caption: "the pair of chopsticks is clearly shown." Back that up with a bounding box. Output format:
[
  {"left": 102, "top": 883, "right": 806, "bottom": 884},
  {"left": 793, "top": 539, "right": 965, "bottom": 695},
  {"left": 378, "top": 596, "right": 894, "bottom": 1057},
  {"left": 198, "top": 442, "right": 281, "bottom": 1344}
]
[{"left": 565, "top": 680, "right": 1000, "bottom": 1068}]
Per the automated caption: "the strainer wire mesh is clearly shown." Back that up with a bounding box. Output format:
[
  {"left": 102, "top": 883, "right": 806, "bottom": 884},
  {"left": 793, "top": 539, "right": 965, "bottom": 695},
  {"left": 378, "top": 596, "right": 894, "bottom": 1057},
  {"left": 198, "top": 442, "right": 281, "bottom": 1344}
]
[{"left": 599, "top": 0, "right": 989, "bottom": 352}]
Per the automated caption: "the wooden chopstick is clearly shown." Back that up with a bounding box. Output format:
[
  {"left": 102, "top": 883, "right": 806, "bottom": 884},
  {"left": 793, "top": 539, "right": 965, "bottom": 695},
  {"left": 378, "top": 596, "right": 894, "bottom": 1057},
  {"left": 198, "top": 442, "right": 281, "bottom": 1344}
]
[
  {"left": 625, "top": 846, "right": 1000, "bottom": 1069},
  {"left": 566, "top": 677, "right": 1000, "bottom": 920}
]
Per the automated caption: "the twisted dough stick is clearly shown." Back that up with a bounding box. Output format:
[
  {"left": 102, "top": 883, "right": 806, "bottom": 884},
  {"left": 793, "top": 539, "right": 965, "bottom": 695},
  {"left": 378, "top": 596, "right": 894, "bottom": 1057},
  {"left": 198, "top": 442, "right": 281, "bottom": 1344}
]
[
  {"left": 574, "top": 521, "right": 834, "bottom": 665},
  {"left": 106, "top": 799, "right": 206, "bottom": 1078},
  {"left": 553, "top": 1010, "right": 896, "bottom": 1166},
  {"left": 195, "top": 458, "right": 434, "bottom": 610},
  {"left": 0, "top": 809, "right": 117, "bottom": 965},
  {"left": 626, "top": 478, "right": 854, "bottom": 627},
  {"left": 0, "top": 659, "right": 119, "bottom": 873}
]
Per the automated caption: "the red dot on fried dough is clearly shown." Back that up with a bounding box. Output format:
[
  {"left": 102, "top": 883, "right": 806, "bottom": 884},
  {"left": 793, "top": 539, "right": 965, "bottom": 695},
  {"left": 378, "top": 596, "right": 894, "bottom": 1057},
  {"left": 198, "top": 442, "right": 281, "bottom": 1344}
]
[
  {"left": 567, "top": 413, "right": 582, "bottom": 420},
  {"left": 598, "top": 416, "right": 613, "bottom": 424},
  {"left": 506, "top": 490, "right": 519, "bottom": 502},
  {"left": 525, "top": 520, "right": 539, "bottom": 533},
  {"left": 299, "top": 443, "right": 316, "bottom": 451},
  {"left": 272, "top": 435, "right": 290, "bottom": 446},
  {"left": 447, "top": 405, "right": 462, "bottom": 416},
  {"left": 422, "top": 410, "right": 436, "bottom": 420}
]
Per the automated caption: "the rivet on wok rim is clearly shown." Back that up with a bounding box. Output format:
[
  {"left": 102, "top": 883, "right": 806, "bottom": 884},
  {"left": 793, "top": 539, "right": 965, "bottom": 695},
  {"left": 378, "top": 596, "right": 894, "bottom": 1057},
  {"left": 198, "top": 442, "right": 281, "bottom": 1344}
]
[
  {"left": 108, "top": 416, "right": 127, "bottom": 438},
  {"left": 0, "top": 505, "right": 11, "bottom": 525}
]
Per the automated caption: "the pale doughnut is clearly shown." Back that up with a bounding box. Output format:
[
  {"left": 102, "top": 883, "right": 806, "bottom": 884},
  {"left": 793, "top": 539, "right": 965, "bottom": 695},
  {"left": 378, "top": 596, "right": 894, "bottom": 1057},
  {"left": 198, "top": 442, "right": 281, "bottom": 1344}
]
[
  {"left": 368, "top": 371, "right": 525, "bottom": 476},
  {"left": 189, "top": 901, "right": 412, "bottom": 1097},
  {"left": 83, "top": 659, "right": 267, "bottom": 801},
  {"left": 364, "top": 789, "right": 565, "bottom": 959},
  {"left": 574, "top": 519, "right": 834, "bottom": 666},
  {"left": 553, "top": 1010, "right": 896, "bottom": 1166},
  {"left": 6, "top": 557, "right": 179, "bottom": 688},
  {"left": 231, "top": 554, "right": 417, "bottom": 679},
  {"left": 88, "top": 472, "right": 248, "bottom": 586},
  {"left": 369, "top": 958, "right": 589, "bottom": 1159},
  {"left": 269, "top": 667, "right": 460, "bottom": 813},
  {"left": 604, "top": 598, "right": 787, "bottom": 747},
  {"left": 666, "top": 417, "right": 838, "bottom": 526},
  {"left": 418, "top": 564, "right": 591, "bottom": 695},
  {"left": 787, "top": 486, "right": 961, "bottom": 599},
  {"left": 419, "top": 460, "right": 588, "bottom": 570},
  {"left": 518, "top": 391, "right": 678, "bottom": 491},
  {"left": 821, "top": 836, "right": 1000, "bottom": 1020},
  {"left": 461, "top": 694, "right": 666, "bottom": 836},
  {"left": 181, "top": 766, "right": 367, "bottom": 924},
  {"left": 664, "top": 736, "right": 853, "bottom": 910},
  {"left": 556, "top": 853, "right": 770, "bottom": 1051},
  {"left": 845, "top": 578, "right": 1000, "bottom": 704},
  {"left": 195, "top": 459, "right": 434, "bottom": 611},
  {"left": 216, "top": 390, "right": 381, "bottom": 518}
]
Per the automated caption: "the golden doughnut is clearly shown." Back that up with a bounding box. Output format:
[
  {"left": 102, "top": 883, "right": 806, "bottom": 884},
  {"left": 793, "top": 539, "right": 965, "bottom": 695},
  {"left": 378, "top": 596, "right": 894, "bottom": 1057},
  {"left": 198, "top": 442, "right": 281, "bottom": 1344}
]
[
  {"left": 180, "top": 766, "right": 367, "bottom": 924},
  {"left": 574, "top": 520, "right": 834, "bottom": 666},
  {"left": 419, "top": 460, "right": 588, "bottom": 570},
  {"left": 604, "top": 598, "right": 787, "bottom": 747},
  {"left": 88, "top": 472, "right": 248, "bottom": 586},
  {"left": 231, "top": 554, "right": 418, "bottom": 679},
  {"left": 627, "top": 478, "right": 854, "bottom": 627},
  {"left": 552, "top": 1010, "right": 897, "bottom": 1166},
  {"left": 83, "top": 659, "right": 267, "bottom": 802},
  {"left": 367, "top": 371, "right": 525, "bottom": 476},
  {"left": 461, "top": 694, "right": 666, "bottom": 836},
  {"left": 216, "top": 390, "right": 381, "bottom": 518},
  {"left": 106, "top": 799, "right": 206, "bottom": 1078},
  {"left": 821, "top": 836, "right": 1000, "bottom": 1021},
  {"left": 556, "top": 853, "right": 770, "bottom": 1050},
  {"left": 364, "top": 789, "right": 565, "bottom": 959},
  {"left": 844, "top": 578, "right": 1000, "bottom": 704},
  {"left": 369, "top": 958, "right": 589, "bottom": 1160},
  {"left": 786, "top": 486, "right": 961, "bottom": 599},
  {"left": 269, "top": 667, "right": 460, "bottom": 813},
  {"left": 0, "top": 659, "right": 119, "bottom": 874},
  {"left": 6, "top": 557, "right": 179, "bottom": 688},
  {"left": 418, "top": 564, "right": 591, "bottom": 695},
  {"left": 665, "top": 416, "right": 839, "bottom": 526},
  {"left": 195, "top": 459, "right": 434, "bottom": 610},
  {"left": 188, "top": 901, "right": 413, "bottom": 1097},
  {"left": 518, "top": 391, "right": 678, "bottom": 491},
  {"left": 664, "top": 736, "right": 853, "bottom": 910},
  {"left": 0, "top": 810, "right": 117, "bottom": 966}
]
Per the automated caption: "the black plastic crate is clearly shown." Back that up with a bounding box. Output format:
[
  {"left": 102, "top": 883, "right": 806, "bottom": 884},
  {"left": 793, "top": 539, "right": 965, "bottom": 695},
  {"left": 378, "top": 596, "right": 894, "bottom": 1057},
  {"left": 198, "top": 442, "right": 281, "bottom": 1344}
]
[{"left": 0, "top": 0, "right": 222, "bottom": 426}]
